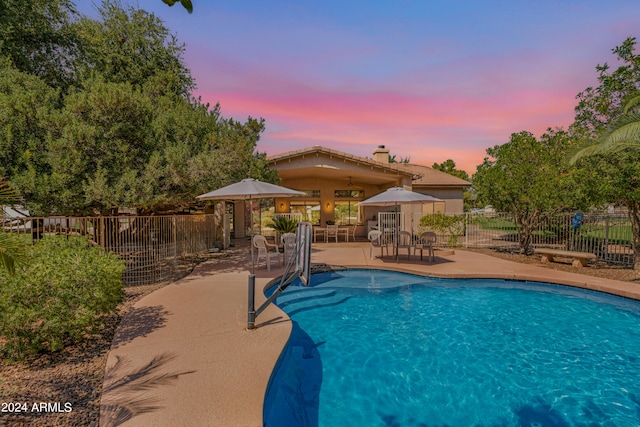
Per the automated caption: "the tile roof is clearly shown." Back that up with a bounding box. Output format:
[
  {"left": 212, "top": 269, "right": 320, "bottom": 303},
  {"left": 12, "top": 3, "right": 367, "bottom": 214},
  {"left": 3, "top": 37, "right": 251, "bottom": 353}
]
[
  {"left": 267, "top": 145, "right": 415, "bottom": 176},
  {"left": 267, "top": 145, "right": 472, "bottom": 187}
]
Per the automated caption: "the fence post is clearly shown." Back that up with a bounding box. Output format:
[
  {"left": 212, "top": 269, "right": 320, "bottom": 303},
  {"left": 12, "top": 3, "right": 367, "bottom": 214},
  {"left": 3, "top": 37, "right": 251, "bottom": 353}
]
[
  {"left": 99, "top": 217, "right": 105, "bottom": 249},
  {"left": 605, "top": 213, "right": 610, "bottom": 261},
  {"left": 465, "top": 213, "right": 468, "bottom": 249}
]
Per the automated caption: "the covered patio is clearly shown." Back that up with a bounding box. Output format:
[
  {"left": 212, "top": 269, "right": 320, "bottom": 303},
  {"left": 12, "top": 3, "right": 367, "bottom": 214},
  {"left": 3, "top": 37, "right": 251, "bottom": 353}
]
[{"left": 264, "top": 146, "right": 460, "bottom": 240}]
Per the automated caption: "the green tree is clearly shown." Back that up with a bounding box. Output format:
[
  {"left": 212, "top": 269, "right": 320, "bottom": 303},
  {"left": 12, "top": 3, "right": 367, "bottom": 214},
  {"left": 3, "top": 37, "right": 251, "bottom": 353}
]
[
  {"left": 570, "top": 37, "right": 640, "bottom": 270},
  {"left": 2, "top": 1, "right": 276, "bottom": 216},
  {"left": 0, "top": 59, "right": 58, "bottom": 179},
  {"left": 572, "top": 37, "right": 640, "bottom": 139},
  {"left": 161, "top": 0, "right": 193, "bottom": 13},
  {"left": 23, "top": 77, "right": 156, "bottom": 215},
  {"left": 0, "top": 0, "right": 80, "bottom": 89},
  {"left": 73, "top": 1, "right": 194, "bottom": 100},
  {"left": 432, "top": 159, "right": 470, "bottom": 181},
  {"left": 473, "top": 130, "right": 580, "bottom": 254},
  {"left": 432, "top": 159, "right": 473, "bottom": 211}
]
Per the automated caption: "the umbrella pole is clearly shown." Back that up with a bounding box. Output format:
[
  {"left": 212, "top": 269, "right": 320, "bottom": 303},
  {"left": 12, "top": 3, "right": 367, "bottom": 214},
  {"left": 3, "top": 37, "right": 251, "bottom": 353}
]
[
  {"left": 396, "top": 203, "right": 399, "bottom": 263},
  {"left": 250, "top": 196, "right": 255, "bottom": 273}
]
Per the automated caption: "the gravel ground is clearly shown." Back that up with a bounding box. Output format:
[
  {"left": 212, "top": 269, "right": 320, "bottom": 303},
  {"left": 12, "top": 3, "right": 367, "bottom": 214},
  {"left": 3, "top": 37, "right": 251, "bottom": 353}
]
[
  {"left": 0, "top": 249, "right": 637, "bottom": 426},
  {"left": 0, "top": 283, "right": 164, "bottom": 427}
]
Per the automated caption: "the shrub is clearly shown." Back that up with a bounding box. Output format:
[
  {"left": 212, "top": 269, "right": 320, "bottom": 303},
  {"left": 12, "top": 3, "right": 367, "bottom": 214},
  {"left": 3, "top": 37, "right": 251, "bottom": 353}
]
[
  {"left": 0, "top": 236, "right": 125, "bottom": 358},
  {"left": 419, "top": 213, "right": 466, "bottom": 247}
]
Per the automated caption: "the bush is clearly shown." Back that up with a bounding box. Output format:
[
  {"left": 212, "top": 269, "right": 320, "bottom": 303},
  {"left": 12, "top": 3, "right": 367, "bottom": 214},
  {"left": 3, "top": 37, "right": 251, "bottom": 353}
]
[
  {"left": 0, "top": 236, "right": 125, "bottom": 358},
  {"left": 419, "top": 213, "right": 466, "bottom": 247}
]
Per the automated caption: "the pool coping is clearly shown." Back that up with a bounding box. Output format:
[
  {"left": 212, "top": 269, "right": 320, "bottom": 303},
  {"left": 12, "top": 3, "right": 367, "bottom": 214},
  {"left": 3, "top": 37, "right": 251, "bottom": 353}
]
[{"left": 99, "top": 243, "right": 640, "bottom": 426}]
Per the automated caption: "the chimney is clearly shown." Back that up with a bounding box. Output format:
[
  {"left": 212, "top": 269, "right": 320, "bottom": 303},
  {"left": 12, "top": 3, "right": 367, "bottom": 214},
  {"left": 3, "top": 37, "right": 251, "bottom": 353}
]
[{"left": 373, "top": 145, "right": 389, "bottom": 163}]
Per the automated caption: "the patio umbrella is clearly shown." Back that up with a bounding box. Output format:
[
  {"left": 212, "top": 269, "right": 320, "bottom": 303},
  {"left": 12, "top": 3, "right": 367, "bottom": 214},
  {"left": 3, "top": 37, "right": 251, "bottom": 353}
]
[
  {"left": 196, "top": 178, "right": 305, "bottom": 201},
  {"left": 196, "top": 178, "right": 304, "bottom": 271},
  {"left": 357, "top": 187, "right": 442, "bottom": 206},
  {"left": 357, "top": 187, "right": 442, "bottom": 261}
]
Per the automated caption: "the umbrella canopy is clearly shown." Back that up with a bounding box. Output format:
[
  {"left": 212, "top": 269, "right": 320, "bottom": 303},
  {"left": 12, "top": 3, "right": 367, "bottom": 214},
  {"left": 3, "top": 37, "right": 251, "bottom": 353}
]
[
  {"left": 357, "top": 187, "right": 442, "bottom": 206},
  {"left": 197, "top": 178, "right": 304, "bottom": 273},
  {"left": 196, "top": 178, "right": 304, "bottom": 201},
  {"left": 358, "top": 187, "right": 442, "bottom": 262}
]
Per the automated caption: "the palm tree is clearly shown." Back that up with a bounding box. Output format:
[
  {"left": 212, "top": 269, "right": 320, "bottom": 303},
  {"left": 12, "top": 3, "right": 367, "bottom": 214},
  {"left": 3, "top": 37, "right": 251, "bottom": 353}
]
[
  {"left": 0, "top": 179, "right": 28, "bottom": 275},
  {"left": 570, "top": 92, "right": 640, "bottom": 164}
]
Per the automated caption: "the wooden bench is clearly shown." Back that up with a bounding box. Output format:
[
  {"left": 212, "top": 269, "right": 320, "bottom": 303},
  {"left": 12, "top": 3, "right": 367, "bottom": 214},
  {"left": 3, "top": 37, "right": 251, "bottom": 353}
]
[{"left": 533, "top": 248, "right": 597, "bottom": 268}]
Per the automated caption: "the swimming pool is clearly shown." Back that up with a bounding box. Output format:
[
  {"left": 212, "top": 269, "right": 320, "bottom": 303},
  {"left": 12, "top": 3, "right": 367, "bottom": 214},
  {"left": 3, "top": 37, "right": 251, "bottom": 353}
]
[{"left": 263, "top": 269, "right": 640, "bottom": 427}]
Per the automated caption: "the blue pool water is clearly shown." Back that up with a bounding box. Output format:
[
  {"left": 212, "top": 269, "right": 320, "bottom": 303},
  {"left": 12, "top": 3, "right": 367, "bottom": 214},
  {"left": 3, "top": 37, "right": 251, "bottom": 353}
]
[{"left": 263, "top": 269, "right": 640, "bottom": 427}]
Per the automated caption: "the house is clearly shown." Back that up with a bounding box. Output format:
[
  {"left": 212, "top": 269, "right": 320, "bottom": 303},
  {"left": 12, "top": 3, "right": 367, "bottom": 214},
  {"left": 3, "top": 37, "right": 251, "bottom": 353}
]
[{"left": 244, "top": 145, "right": 471, "bottom": 239}]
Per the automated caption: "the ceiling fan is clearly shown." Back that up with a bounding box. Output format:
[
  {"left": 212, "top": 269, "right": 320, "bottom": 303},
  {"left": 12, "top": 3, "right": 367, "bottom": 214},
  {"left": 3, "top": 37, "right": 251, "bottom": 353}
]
[{"left": 344, "top": 176, "right": 362, "bottom": 189}]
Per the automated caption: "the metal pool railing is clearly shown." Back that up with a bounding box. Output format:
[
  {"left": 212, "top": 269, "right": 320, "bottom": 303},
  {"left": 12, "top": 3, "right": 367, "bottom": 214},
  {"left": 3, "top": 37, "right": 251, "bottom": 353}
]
[{"left": 1, "top": 214, "right": 218, "bottom": 286}]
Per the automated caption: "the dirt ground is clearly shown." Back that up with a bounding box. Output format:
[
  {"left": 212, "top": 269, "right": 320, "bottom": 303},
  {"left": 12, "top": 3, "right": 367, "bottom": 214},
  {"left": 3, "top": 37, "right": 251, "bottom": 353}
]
[
  {"left": 467, "top": 247, "right": 640, "bottom": 283},
  {"left": 0, "top": 283, "right": 164, "bottom": 427},
  {"left": 0, "top": 248, "right": 638, "bottom": 426}
]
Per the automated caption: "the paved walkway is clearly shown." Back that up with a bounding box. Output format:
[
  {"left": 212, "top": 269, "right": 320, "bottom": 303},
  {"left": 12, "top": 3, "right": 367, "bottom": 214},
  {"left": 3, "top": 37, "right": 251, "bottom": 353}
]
[{"left": 99, "top": 241, "right": 639, "bottom": 427}]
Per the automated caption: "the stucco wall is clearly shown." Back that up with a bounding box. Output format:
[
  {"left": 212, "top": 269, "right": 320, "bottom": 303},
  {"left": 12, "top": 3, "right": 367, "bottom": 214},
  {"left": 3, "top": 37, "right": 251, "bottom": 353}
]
[{"left": 415, "top": 188, "right": 464, "bottom": 213}]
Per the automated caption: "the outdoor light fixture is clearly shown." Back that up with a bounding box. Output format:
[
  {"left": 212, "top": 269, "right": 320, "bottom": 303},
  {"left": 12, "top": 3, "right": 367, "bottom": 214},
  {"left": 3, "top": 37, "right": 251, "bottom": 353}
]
[{"left": 280, "top": 202, "right": 285, "bottom": 210}]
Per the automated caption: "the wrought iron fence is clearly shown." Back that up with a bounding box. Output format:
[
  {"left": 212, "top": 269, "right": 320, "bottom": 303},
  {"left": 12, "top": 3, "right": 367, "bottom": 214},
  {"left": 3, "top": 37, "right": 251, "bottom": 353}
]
[
  {"left": 2, "top": 215, "right": 218, "bottom": 285},
  {"left": 413, "top": 211, "right": 635, "bottom": 267}
]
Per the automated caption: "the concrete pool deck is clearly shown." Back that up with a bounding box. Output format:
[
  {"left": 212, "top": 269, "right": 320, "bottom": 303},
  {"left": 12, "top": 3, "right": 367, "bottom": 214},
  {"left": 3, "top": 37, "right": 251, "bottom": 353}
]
[{"left": 99, "top": 240, "right": 640, "bottom": 427}]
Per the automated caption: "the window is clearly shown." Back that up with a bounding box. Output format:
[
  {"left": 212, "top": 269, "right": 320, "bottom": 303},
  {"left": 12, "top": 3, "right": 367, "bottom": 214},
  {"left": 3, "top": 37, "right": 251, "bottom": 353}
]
[
  {"left": 334, "top": 189, "right": 364, "bottom": 225},
  {"left": 334, "top": 189, "right": 365, "bottom": 198},
  {"left": 334, "top": 202, "right": 360, "bottom": 225},
  {"left": 287, "top": 190, "right": 320, "bottom": 225},
  {"left": 294, "top": 190, "right": 320, "bottom": 198},
  {"left": 290, "top": 201, "right": 321, "bottom": 225}
]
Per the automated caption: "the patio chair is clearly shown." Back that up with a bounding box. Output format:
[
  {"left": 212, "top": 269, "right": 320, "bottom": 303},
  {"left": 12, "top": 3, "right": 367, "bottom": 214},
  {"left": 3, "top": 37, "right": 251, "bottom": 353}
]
[
  {"left": 415, "top": 231, "right": 436, "bottom": 262},
  {"left": 368, "top": 230, "right": 384, "bottom": 259},
  {"left": 345, "top": 223, "right": 358, "bottom": 242},
  {"left": 252, "top": 234, "right": 280, "bottom": 271},
  {"left": 397, "top": 231, "right": 413, "bottom": 259},
  {"left": 326, "top": 224, "right": 339, "bottom": 243},
  {"left": 281, "top": 232, "right": 297, "bottom": 265}
]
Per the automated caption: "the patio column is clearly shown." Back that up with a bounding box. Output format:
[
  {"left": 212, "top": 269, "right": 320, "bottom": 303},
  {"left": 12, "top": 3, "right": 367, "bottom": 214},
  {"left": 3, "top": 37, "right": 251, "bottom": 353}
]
[{"left": 234, "top": 200, "right": 246, "bottom": 238}]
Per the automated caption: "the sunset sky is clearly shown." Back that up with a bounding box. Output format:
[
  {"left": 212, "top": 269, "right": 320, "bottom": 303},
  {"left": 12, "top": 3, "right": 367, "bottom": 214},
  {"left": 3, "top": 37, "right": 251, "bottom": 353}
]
[{"left": 79, "top": 1, "right": 639, "bottom": 174}]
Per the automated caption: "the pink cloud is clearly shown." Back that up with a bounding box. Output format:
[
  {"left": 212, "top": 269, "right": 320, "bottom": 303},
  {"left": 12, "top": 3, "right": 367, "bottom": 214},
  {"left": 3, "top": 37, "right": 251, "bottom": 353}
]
[
  {"left": 192, "top": 49, "right": 587, "bottom": 176},
  {"left": 202, "top": 83, "right": 579, "bottom": 175}
]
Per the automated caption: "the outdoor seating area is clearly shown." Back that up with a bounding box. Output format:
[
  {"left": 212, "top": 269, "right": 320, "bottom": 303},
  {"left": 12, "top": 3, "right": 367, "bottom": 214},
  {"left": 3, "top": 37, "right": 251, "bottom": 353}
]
[
  {"left": 252, "top": 235, "right": 281, "bottom": 271},
  {"left": 251, "top": 232, "right": 304, "bottom": 271},
  {"left": 368, "top": 229, "right": 438, "bottom": 262},
  {"left": 313, "top": 224, "right": 358, "bottom": 243}
]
